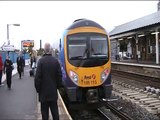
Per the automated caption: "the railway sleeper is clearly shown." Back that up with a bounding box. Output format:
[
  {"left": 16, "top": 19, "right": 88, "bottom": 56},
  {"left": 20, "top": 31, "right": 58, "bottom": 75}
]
[
  {"left": 158, "top": 108, "right": 160, "bottom": 113},
  {"left": 148, "top": 93, "right": 159, "bottom": 98},
  {"left": 145, "top": 107, "right": 158, "bottom": 114},
  {"left": 139, "top": 104, "right": 160, "bottom": 114},
  {"left": 148, "top": 104, "right": 160, "bottom": 109},
  {"left": 121, "top": 90, "right": 134, "bottom": 93},
  {"left": 125, "top": 92, "right": 140, "bottom": 96},
  {"left": 112, "top": 91, "right": 121, "bottom": 98},
  {"left": 139, "top": 98, "right": 158, "bottom": 103},
  {"left": 129, "top": 94, "right": 147, "bottom": 99},
  {"left": 145, "top": 106, "right": 160, "bottom": 114},
  {"left": 134, "top": 96, "right": 148, "bottom": 101},
  {"left": 114, "top": 89, "right": 130, "bottom": 93},
  {"left": 138, "top": 100, "right": 160, "bottom": 107},
  {"left": 148, "top": 102, "right": 160, "bottom": 107},
  {"left": 144, "top": 100, "right": 160, "bottom": 104}
]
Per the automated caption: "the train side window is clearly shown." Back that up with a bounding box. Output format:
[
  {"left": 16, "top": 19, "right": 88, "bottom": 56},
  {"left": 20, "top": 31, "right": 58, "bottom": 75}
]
[{"left": 59, "top": 39, "right": 61, "bottom": 51}]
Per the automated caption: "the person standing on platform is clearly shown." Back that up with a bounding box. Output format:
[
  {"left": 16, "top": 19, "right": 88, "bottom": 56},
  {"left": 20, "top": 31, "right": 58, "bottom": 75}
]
[
  {"left": 21, "top": 55, "right": 25, "bottom": 76},
  {"left": 0, "top": 54, "right": 4, "bottom": 86},
  {"left": 4, "top": 55, "right": 13, "bottom": 90},
  {"left": 30, "top": 55, "right": 33, "bottom": 68},
  {"left": 34, "top": 43, "right": 63, "bottom": 120},
  {"left": 16, "top": 53, "right": 24, "bottom": 79},
  {"left": 30, "top": 54, "right": 36, "bottom": 68}
]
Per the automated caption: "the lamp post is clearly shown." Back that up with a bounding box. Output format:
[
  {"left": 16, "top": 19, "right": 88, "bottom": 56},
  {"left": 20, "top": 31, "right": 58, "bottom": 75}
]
[{"left": 7, "top": 24, "right": 20, "bottom": 45}]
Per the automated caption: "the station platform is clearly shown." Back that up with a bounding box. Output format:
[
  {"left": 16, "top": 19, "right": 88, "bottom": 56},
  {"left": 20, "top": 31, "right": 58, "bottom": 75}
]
[
  {"left": 112, "top": 60, "right": 160, "bottom": 69},
  {"left": 112, "top": 59, "right": 160, "bottom": 66},
  {"left": 111, "top": 59, "right": 160, "bottom": 79},
  {"left": 0, "top": 65, "right": 72, "bottom": 120}
]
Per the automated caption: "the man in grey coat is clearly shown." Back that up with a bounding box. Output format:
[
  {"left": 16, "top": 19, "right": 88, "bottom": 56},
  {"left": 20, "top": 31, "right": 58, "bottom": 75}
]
[{"left": 34, "top": 43, "right": 63, "bottom": 120}]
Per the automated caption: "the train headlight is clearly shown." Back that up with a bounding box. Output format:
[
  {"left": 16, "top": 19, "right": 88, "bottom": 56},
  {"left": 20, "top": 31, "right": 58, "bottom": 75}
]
[
  {"left": 101, "top": 68, "right": 109, "bottom": 82},
  {"left": 69, "top": 70, "right": 78, "bottom": 84}
]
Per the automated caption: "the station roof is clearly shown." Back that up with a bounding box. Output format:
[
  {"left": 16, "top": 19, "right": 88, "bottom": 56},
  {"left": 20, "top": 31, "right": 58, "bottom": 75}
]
[{"left": 109, "top": 11, "right": 160, "bottom": 36}]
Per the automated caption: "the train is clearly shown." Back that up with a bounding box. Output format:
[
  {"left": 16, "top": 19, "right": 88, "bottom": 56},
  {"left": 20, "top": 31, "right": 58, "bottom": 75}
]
[{"left": 58, "top": 19, "right": 112, "bottom": 104}]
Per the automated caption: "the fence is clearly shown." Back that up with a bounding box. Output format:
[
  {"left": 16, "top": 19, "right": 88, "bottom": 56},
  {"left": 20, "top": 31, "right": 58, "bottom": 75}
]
[{"left": 0, "top": 51, "right": 30, "bottom": 63}]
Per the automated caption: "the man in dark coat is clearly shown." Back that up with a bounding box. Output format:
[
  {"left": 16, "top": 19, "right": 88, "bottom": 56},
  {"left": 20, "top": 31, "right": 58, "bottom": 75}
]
[
  {"left": 34, "top": 43, "right": 63, "bottom": 120},
  {"left": 4, "top": 55, "right": 13, "bottom": 90},
  {"left": 16, "top": 53, "right": 24, "bottom": 79},
  {"left": 21, "top": 55, "right": 25, "bottom": 75}
]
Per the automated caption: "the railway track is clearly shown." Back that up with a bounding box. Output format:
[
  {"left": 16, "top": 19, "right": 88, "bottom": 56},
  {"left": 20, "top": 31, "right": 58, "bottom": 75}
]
[
  {"left": 105, "top": 103, "right": 132, "bottom": 120},
  {"left": 96, "top": 108, "right": 112, "bottom": 120},
  {"left": 96, "top": 102, "right": 132, "bottom": 120},
  {"left": 68, "top": 104, "right": 131, "bottom": 120},
  {"left": 112, "top": 70, "right": 160, "bottom": 89},
  {"left": 62, "top": 97, "right": 133, "bottom": 120},
  {"left": 68, "top": 108, "right": 109, "bottom": 120},
  {"left": 111, "top": 70, "right": 160, "bottom": 119},
  {"left": 60, "top": 92, "right": 131, "bottom": 120}
]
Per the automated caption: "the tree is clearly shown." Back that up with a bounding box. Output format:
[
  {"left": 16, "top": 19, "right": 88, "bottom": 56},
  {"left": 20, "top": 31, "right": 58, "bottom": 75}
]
[
  {"left": 27, "top": 46, "right": 33, "bottom": 56},
  {"left": 37, "top": 48, "right": 44, "bottom": 56}
]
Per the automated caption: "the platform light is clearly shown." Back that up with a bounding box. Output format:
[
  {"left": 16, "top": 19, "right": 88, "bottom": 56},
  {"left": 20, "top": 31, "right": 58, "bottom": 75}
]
[
  {"left": 151, "top": 32, "right": 159, "bottom": 35},
  {"left": 138, "top": 34, "right": 145, "bottom": 37},
  {"left": 127, "top": 36, "right": 133, "bottom": 39},
  {"left": 12, "top": 24, "right": 20, "bottom": 26},
  {"left": 7, "top": 24, "right": 20, "bottom": 45},
  {"left": 118, "top": 38, "right": 123, "bottom": 41}
]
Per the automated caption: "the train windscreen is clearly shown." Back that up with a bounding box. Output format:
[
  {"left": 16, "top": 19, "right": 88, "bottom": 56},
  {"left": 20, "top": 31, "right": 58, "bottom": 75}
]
[
  {"left": 90, "top": 36, "right": 108, "bottom": 58},
  {"left": 68, "top": 36, "right": 87, "bottom": 60},
  {"left": 67, "top": 33, "right": 109, "bottom": 67}
]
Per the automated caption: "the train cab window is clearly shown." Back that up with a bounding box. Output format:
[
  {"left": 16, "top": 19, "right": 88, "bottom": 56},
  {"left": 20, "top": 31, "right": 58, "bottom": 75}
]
[
  {"left": 90, "top": 36, "right": 108, "bottom": 58},
  {"left": 68, "top": 36, "right": 87, "bottom": 60}
]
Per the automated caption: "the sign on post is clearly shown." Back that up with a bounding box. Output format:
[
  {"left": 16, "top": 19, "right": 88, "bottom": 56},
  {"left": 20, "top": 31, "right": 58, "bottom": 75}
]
[
  {"left": 2, "top": 45, "right": 15, "bottom": 51},
  {"left": 22, "top": 40, "right": 34, "bottom": 47}
]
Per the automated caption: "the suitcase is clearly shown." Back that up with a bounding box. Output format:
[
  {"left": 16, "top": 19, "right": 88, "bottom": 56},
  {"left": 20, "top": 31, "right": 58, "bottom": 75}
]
[{"left": 29, "top": 69, "right": 34, "bottom": 76}]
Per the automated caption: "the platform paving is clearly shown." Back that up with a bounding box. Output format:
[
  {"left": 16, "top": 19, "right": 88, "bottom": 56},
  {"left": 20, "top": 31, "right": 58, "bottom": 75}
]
[
  {"left": 0, "top": 65, "right": 72, "bottom": 120},
  {"left": 0, "top": 66, "right": 37, "bottom": 119}
]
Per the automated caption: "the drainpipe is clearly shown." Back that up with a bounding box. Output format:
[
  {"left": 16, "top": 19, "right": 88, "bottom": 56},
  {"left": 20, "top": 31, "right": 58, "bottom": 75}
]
[
  {"left": 135, "top": 34, "right": 139, "bottom": 63},
  {"left": 155, "top": 28, "right": 159, "bottom": 64}
]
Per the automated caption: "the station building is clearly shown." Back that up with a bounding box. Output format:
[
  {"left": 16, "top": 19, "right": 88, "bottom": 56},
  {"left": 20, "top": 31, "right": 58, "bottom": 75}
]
[{"left": 109, "top": 1, "right": 160, "bottom": 65}]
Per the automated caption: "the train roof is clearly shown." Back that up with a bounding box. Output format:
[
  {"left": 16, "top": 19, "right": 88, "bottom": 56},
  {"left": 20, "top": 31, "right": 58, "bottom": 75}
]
[{"left": 67, "top": 19, "right": 105, "bottom": 30}]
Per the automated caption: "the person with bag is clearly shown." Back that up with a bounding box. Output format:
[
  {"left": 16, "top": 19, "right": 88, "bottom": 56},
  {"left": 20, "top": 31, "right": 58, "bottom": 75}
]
[
  {"left": 0, "top": 54, "right": 4, "bottom": 86},
  {"left": 4, "top": 55, "right": 13, "bottom": 90},
  {"left": 34, "top": 43, "right": 63, "bottom": 120},
  {"left": 16, "top": 53, "right": 24, "bottom": 79},
  {"left": 30, "top": 54, "right": 36, "bottom": 69}
]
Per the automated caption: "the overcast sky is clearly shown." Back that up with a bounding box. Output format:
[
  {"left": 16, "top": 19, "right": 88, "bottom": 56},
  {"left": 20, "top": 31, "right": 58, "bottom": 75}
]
[{"left": 0, "top": 1, "right": 159, "bottom": 50}]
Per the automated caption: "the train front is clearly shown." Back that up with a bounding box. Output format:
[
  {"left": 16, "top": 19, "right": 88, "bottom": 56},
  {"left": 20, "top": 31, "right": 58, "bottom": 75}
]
[{"left": 60, "top": 19, "right": 112, "bottom": 103}]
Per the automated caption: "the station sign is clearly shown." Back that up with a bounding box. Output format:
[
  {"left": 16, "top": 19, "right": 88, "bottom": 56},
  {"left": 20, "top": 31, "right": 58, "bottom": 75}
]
[{"left": 2, "top": 45, "right": 15, "bottom": 51}]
